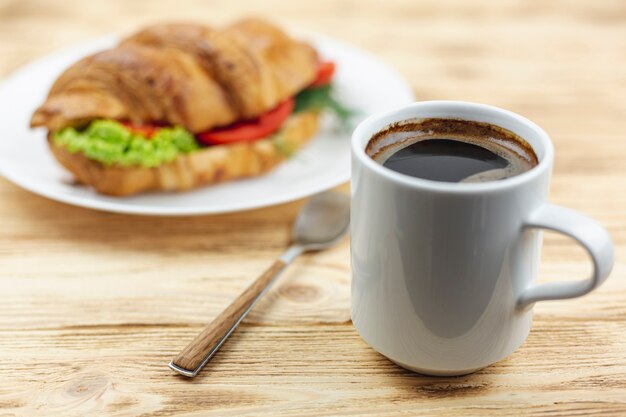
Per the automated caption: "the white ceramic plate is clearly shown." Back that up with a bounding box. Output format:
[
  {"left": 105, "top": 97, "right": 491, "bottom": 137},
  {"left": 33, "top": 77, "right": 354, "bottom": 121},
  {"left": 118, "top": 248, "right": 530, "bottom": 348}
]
[{"left": 0, "top": 32, "right": 414, "bottom": 216}]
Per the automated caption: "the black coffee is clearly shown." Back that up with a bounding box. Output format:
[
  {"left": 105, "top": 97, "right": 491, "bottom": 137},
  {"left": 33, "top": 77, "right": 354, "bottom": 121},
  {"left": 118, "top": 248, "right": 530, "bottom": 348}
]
[
  {"left": 367, "top": 118, "right": 538, "bottom": 183},
  {"left": 383, "top": 138, "right": 510, "bottom": 183}
]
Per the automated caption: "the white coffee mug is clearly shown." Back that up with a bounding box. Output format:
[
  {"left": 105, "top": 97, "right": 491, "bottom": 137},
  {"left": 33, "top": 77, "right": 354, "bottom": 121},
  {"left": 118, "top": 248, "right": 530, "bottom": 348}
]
[{"left": 350, "top": 101, "right": 614, "bottom": 376}]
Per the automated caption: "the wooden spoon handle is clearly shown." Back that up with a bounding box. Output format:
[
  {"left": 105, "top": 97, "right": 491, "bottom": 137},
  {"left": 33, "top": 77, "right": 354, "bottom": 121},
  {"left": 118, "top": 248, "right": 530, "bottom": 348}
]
[{"left": 169, "top": 259, "right": 287, "bottom": 377}]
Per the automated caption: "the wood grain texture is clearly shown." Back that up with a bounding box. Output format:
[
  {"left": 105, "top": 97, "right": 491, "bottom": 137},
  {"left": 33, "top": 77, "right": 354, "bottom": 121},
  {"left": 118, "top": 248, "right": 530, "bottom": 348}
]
[
  {"left": 1, "top": 0, "right": 626, "bottom": 416},
  {"left": 172, "top": 259, "right": 287, "bottom": 372}
]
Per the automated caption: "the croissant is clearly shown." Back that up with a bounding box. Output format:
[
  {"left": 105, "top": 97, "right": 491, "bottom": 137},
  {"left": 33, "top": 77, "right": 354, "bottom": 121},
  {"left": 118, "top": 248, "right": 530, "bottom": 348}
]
[
  {"left": 29, "top": 18, "right": 330, "bottom": 196},
  {"left": 31, "top": 18, "right": 318, "bottom": 132},
  {"left": 48, "top": 111, "right": 319, "bottom": 196}
]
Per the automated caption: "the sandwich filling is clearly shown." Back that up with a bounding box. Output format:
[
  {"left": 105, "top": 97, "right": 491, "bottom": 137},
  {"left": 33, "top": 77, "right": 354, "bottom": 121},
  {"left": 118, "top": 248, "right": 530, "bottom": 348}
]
[
  {"left": 53, "top": 121, "right": 199, "bottom": 168},
  {"left": 52, "top": 63, "right": 351, "bottom": 169}
]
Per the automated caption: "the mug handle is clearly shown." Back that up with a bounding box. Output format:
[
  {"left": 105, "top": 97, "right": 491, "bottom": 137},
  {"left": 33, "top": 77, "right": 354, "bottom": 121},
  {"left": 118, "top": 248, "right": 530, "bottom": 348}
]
[{"left": 517, "top": 204, "right": 614, "bottom": 309}]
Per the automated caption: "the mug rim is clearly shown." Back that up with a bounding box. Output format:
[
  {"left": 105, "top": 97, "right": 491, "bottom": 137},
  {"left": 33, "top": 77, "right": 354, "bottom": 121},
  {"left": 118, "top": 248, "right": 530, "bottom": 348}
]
[{"left": 351, "top": 100, "right": 554, "bottom": 194}]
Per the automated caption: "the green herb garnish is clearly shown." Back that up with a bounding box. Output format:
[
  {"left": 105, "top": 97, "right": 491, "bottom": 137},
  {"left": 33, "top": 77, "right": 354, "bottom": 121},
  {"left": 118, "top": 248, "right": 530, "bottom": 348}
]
[{"left": 295, "top": 85, "right": 356, "bottom": 129}]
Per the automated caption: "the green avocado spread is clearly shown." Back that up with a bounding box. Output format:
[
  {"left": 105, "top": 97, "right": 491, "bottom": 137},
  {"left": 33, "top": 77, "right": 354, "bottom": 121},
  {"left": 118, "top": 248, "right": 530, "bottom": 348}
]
[{"left": 53, "top": 120, "right": 199, "bottom": 168}]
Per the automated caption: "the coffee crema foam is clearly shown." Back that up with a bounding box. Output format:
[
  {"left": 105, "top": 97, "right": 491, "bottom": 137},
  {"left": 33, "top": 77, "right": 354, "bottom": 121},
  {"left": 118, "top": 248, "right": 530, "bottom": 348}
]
[{"left": 366, "top": 118, "right": 539, "bottom": 183}]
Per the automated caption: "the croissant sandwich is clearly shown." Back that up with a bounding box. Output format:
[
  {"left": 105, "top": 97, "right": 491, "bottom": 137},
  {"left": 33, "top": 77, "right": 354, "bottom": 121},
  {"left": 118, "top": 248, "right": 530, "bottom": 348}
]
[{"left": 30, "top": 18, "right": 349, "bottom": 196}]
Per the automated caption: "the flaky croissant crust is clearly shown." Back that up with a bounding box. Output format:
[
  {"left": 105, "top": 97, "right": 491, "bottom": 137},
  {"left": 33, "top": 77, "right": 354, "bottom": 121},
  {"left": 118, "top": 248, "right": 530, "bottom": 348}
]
[
  {"left": 48, "top": 111, "right": 320, "bottom": 196},
  {"left": 31, "top": 18, "right": 319, "bottom": 133}
]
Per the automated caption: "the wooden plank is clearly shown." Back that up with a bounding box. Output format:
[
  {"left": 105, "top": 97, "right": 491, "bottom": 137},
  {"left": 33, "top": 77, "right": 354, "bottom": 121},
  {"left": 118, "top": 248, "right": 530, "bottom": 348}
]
[{"left": 0, "top": 320, "right": 625, "bottom": 416}]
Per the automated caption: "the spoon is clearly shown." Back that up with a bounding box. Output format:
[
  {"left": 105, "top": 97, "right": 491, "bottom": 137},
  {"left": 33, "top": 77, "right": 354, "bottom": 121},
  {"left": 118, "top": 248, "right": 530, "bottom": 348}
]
[{"left": 169, "top": 191, "right": 350, "bottom": 377}]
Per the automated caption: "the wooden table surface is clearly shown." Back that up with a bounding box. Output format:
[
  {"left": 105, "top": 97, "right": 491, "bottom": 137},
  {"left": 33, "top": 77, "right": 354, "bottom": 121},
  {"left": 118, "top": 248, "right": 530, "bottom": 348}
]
[{"left": 1, "top": 0, "right": 625, "bottom": 415}]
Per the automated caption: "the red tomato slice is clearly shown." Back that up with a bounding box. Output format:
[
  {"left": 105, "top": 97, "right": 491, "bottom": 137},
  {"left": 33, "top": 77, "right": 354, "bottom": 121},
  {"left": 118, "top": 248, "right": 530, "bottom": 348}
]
[
  {"left": 196, "top": 98, "right": 295, "bottom": 145},
  {"left": 120, "top": 121, "right": 161, "bottom": 138},
  {"left": 310, "top": 61, "right": 336, "bottom": 87}
]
